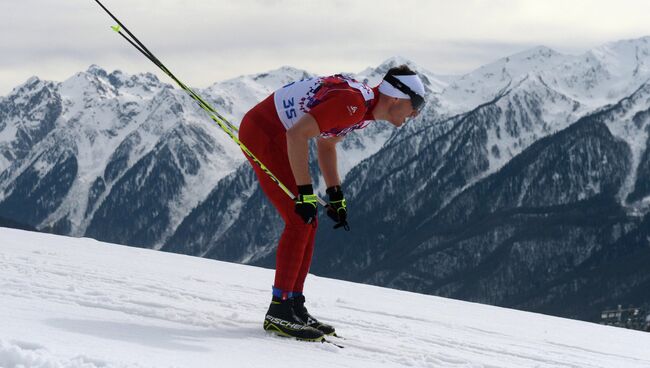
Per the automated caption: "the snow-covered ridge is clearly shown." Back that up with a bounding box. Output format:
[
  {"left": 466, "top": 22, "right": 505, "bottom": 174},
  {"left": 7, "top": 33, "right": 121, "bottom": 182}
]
[
  {"left": 429, "top": 37, "right": 650, "bottom": 116},
  {"left": 2, "top": 35, "right": 650, "bottom": 251},
  {"left": 0, "top": 62, "right": 401, "bottom": 242},
  {"left": 0, "top": 65, "right": 316, "bottom": 242},
  {"left": 1, "top": 227, "right": 649, "bottom": 368}
]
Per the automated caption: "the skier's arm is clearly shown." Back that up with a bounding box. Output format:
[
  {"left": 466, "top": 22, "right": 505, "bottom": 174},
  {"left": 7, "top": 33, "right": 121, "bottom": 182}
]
[
  {"left": 317, "top": 136, "right": 343, "bottom": 188},
  {"left": 286, "top": 113, "right": 321, "bottom": 186}
]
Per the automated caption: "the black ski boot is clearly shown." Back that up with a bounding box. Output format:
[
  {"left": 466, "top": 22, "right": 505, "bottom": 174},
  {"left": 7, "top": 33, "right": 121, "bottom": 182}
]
[
  {"left": 263, "top": 297, "right": 324, "bottom": 342},
  {"left": 292, "top": 295, "right": 336, "bottom": 336}
]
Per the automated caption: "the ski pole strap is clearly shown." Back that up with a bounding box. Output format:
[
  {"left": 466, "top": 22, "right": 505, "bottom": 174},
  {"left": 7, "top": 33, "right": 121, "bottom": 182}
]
[
  {"left": 296, "top": 194, "right": 318, "bottom": 208},
  {"left": 326, "top": 186, "right": 346, "bottom": 212},
  {"left": 333, "top": 220, "right": 350, "bottom": 231}
]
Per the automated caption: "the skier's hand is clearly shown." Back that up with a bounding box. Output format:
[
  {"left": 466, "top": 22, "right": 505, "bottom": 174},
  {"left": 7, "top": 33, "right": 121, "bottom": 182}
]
[
  {"left": 326, "top": 185, "right": 349, "bottom": 231},
  {"left": 295, "top": 184, "right": 318, "bottom": 225}
]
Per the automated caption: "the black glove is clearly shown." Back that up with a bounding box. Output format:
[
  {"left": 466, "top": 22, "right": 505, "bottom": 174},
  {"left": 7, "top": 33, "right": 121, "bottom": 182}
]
[
  {"left": 326, "top": 185, "right": 349, "bottom": 231},
  {"left": 294, "top": 184, "right": 318, "bottom": 225}
]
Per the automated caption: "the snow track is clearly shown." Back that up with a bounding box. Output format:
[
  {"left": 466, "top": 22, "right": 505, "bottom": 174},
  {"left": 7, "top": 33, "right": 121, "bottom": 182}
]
[{"left": 1, "top": 227, "right": 649, "bottom": 367}]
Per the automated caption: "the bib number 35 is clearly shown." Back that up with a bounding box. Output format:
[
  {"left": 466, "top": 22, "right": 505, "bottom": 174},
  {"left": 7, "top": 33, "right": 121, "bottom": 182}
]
[{"left": 283, "top": 98, "right": 297, "bottom": 120}]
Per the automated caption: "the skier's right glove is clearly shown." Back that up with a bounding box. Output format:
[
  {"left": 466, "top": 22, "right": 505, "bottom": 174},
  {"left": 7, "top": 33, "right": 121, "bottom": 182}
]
[
  {"left": 326, "top": 185, "right": 350, "bottom": 231},
  {"left": 294, "top": 184, "right": 318, "bottom": 225}
]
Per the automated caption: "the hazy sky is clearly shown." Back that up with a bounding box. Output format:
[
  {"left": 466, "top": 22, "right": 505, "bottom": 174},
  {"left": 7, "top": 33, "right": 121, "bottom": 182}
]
[{"left": 1, "top": 0, "right": 650, "bottom": 95}]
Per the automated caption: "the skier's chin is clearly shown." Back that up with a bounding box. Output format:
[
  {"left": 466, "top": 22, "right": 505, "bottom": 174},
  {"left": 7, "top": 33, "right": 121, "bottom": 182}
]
[{"left": 388, "top": 118, "right": 404, "bottom": 128}]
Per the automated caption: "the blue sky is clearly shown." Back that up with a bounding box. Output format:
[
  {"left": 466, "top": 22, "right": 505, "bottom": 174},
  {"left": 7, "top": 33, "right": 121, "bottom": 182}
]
[{"left": 1, "top": 0, "right": 649, "bottom": 95}]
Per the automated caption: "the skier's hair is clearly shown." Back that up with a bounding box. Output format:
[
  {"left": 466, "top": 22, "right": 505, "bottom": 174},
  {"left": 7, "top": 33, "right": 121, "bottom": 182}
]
[{"left": 384, "top": 65, "right": 417, "bottom": 77}]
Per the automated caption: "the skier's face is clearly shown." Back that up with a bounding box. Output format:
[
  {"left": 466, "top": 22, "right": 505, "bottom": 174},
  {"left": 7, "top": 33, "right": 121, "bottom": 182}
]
[{"left": 387, "top": 98, "right": 418, "bottom": 127}]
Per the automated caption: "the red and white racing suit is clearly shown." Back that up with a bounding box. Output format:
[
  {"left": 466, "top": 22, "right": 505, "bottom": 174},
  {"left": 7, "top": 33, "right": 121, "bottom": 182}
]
[{"left": 238, "top": 75, "right": 378, "bottom": 296}]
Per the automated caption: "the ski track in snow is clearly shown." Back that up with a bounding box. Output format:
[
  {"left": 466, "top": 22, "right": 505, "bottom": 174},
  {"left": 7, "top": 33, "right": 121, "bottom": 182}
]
[{"left": 1, "top": 227, "right": 649, "bottom": 368}]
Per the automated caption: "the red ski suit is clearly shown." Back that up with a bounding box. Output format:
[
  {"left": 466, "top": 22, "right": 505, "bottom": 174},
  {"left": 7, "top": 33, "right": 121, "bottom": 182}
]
[{"left": 238, "top": 75, "right": 378, "bottom": 295}]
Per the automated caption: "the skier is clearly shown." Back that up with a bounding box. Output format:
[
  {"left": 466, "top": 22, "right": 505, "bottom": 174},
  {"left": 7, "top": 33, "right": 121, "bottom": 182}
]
[
  {"left": 238, "top": 65, "right": 426, "bottom": 341},
  {"left": 91, "top": 4, "right": 424, "bottom": 342}
]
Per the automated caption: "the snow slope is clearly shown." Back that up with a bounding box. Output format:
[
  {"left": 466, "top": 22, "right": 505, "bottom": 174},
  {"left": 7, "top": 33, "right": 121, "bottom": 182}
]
[{"left": 1, "top": 227, "right": 649, "bottom": 368}]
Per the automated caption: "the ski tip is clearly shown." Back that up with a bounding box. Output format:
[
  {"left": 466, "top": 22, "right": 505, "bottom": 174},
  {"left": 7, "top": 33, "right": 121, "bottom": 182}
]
[
  {"left": 322, "top": 338, "right": 345, "bottom": 349},
  {"left": 111, "top": 25, "right": 121, "bottom": 33}
]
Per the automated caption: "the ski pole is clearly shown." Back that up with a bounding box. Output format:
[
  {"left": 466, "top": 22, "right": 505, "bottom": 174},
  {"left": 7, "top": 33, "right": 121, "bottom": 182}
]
[{"left": 92, "top": 0, "right": 332, "bottom": 209}]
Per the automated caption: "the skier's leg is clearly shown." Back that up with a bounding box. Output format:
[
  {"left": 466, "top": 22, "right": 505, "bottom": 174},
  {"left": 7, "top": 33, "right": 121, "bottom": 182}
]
[
  {"left": 239, "top": 116, "right": 324, "bottom": 341},
  {"left": 292, "top": 220, "right": 317, "bottom": 294},
  {"left": 239, "top": 141, "right": 314, "bottom": 296},
  {"left": 273, "top": 223, "right": 313, "bottom": 296},
  {"left": 289, "top": 222, "right": 336, "bottom": 335}
]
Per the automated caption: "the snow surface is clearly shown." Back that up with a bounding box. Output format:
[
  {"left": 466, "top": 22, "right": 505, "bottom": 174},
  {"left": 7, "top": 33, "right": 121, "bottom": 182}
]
[{"left": 1, "top": 227, "right": 649, "bottom": 368}]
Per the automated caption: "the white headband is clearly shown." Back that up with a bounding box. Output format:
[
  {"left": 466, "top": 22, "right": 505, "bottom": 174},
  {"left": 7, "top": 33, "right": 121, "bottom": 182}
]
[{"left": 378, "top": 74, "right": 425, "bottom": 100}]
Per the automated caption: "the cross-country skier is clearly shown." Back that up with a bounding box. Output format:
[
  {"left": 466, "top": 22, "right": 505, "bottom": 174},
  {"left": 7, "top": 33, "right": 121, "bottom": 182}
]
[{"left": 238, "top": 65, "right": 426, "bottom": 341}]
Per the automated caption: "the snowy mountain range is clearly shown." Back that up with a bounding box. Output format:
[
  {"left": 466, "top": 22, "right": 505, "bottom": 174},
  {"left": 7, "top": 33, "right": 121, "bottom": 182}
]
[
  {"left": 1, "top": 36, "right": 650, "bottom": 324},
  {"left": 2, "top": 227, "right": 649, "bottom": 368}
]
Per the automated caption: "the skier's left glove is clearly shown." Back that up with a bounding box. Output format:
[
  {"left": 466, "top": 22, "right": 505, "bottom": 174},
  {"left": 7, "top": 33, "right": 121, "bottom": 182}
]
[{"left": 326, "top": 185, "right": 349, "bottom": 231}]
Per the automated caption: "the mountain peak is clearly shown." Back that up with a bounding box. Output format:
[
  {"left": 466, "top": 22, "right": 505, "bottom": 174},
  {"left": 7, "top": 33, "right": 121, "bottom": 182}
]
[
  {"left": 509, "top": 45, "right": 561, "bottom": 61},
  {"left": 490, "top": 45, "right": 565, "bottom": 70},
  {"left": 363, "top": 56, "right": 427, "bottom": 78},
  {"left": 251, "top": 65, "right": 312, "bottom": 81},
  {"left": 376, "top": 56, "right": 421, "bottom": 71},
  {"left": 588, "top": 35, "right": 650, "bottom": 65},
  {"left": 7, "top": 76, "right": 49, "bottom": 97},
  {"left": 21, "top": 76, "right": 42, "bottom": 90},
  {"left": 453, "top": 45, "right": 566, "bottom": 87},
  {"left": 86, "top": 64, "right": 109, "bottom": 78},
  {"left": 210, "top": 66, "right": 313, "bottom": 92},
  {"left": 597, "top": 35, "right": 650, "bottom": 50}
]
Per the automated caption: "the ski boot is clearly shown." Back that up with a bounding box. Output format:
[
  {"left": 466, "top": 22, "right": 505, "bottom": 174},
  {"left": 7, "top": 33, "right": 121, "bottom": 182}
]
[
  {"left": 263, "top": 296, "right": 324, "bottom": 342},
  {"left": 292, "top": 295, "right": 336, "bottom": 336}
]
